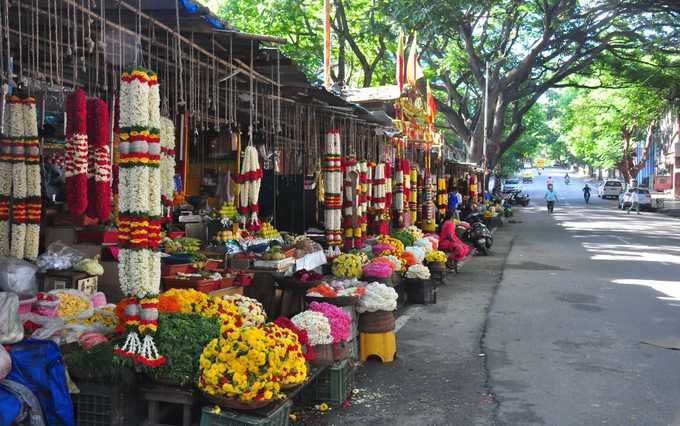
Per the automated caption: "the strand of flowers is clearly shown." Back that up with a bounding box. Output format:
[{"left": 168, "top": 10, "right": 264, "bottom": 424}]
[
  {"left": 9, "top": 95, "right": 27, "bottom": 259},
  {"left": 437, "top": 177, "right": 448, "bottom": 217},
  {"left": 393, "top": 161, "right": 405, "bottom": 214},
  {"left": 65, "top": 89, "right": 89, "bottom": 215},
  {"left": 238, "top": 145, "right": 263, "bottom": 230},
  {"left": 323, "top": 130, "right": 342, "bottom": 248},
  {"left": 0, "top": 96, "right": 18, "bottom": 256},
  {"left": 358, "top": 160, "right": 368, "bottom": 245},
  {"left": 22, "top": 97, "right": 41, "bottom": 260},
  {"left": 342, "top": 156, "right": 359, "bottom": 250},
  {"left": 115, "top": 67, "right": 164, "bottom": 367},
  {"left": 159, "top": 117, "right": 176, "bottom": 212},
  {"left": 86, "top": 98, "right": 112, "bottom": 222},
  {"left": 384, "top": 161, "right": 393, "bottom": 212},
  {"left": 409, "top": 167, "right": 418, "bottom": 224}
]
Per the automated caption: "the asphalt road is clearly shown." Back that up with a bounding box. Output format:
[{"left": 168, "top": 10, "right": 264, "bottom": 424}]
[{"left": 486, "top": 168, "right": 680, "bottom": 425}]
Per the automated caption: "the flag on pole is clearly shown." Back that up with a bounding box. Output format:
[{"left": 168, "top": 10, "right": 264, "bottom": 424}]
[
  {"left": 426, "top": 80, "right": 437, "bottom": 124},
  {"left": 396, "top": 32, "right": 405, "bottom": 92},
  {"left": 406, "top": 32, "right": 424, "bottom": 87}
]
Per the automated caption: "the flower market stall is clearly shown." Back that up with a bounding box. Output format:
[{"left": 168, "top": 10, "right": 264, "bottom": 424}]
[{"left": 0, "top": 1, "right": 488, "bottom": 425}]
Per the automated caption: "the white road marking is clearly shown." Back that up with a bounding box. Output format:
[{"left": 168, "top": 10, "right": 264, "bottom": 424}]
[{"left": 395, "top": 306, "right": 423, "bottom": 332}]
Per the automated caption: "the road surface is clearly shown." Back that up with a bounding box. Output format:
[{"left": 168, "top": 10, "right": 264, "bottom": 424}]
[{"left": 486, "top": 168, "right": 680, "bottom": 425}]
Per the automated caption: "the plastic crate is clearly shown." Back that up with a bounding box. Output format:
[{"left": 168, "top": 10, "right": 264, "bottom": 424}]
[
  {"left": 301, "top": 359, "right": 354, "bottom": 406},
  {"left": 405, "top": 279, "right": 437, "bottom": 304},
  {"left": 72, "top": 383, "right": 143, "bottom": 426},
  {"left": 199, "top": 400, "right": 292, "bottom": 426}
]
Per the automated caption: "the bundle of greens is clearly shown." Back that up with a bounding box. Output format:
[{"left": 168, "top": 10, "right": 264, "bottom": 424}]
[
  {"left": 146, "top": 313, "right": 221, "bottom": 386},
  {"left": 390, "top": 230, "right": 415, "bottom": 248}
]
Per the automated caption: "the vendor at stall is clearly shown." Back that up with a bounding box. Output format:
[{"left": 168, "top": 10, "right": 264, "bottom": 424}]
[{"left": 438, "top": 211, "right": 470, "bottom": 268}]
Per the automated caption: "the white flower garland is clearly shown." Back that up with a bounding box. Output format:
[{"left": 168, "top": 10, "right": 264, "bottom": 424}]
[
  {"left": 23, "top": 98, "right": 41, "bottom": 260},
  {"left": 159, "top": 117, "right": 176, "bottom": 205}
]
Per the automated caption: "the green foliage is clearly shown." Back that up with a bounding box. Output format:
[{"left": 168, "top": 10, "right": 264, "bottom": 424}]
[
  {"left": 63, "top": 338, "right": 123, "bottom": 384},
  {"left": 147, "top": 313, "right": 222, "bottom": 386},
  {"left": 390, "top": 230, "right": 415, "bottom": 248}
]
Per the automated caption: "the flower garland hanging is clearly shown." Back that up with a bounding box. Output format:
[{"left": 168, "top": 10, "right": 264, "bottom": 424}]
[
  {"left": 323, "top": 130, "right": 342, "bottom": 251},
  {"left": 342, "top": 156, "right": 360, "bottom": 250},
  {"left": 22, "top": 97, "right": 41, "bottom": 260},
  {"left": 437, "top": 177, "right": 448, "bottom": 217},
  {"left": 160, "top": 117, "right": 176, "bottom": 211},
  {"left": 9, "top": 95, "right": 27, "bottom": 259},
  {"left": 65, "top": 89, "right": 89, "bottom": 215},
  {"left": 409, "top": 167, "right": 418, "bottom": 224},
  {"left": 238, "top": 145, "right": 263, "bottom": 230},
  {"left": 115, "top": 67, "right": 164, "bottom": 368},
  {"left": 0, "top": 95, "right": 19, "bottom": 256},
  {"left": 358, "top": 160, "right": 369, "bottom": 242},
  {"left": 86, "top": 98, "right": 112, "bottom": 222}
]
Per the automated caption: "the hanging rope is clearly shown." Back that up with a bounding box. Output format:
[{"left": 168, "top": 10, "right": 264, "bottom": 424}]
[
  {"left": 248, "top": 39, "right": 254, "bottom": 146},
  {"left": 174, "top": 0, "right": 185, "bottom": 106}
]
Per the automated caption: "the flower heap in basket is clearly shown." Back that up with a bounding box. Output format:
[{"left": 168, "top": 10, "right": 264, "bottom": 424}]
[
  {"left": 363, "top": 256, "right": 400, "bottom": 280},
  {"left": 292, "top": 302, "right": 352, "bottom": 364},
  {"left": 357, "top": 282, "right": 399, "bottom": 313},
  {"left": 425, "top": 250, "right": 448, "bottom": 264},
  {"left": 115, "top": 68, "right": 166, "bottom": 367},
  {"left": 306, "top": 279, "right": 366, "bottom": 299},
  {"left": 149, "top": 289, "right": 309, "bottom": 403},
  {"left": 331, "top": 253, "right": 366, "bottom": 279}
]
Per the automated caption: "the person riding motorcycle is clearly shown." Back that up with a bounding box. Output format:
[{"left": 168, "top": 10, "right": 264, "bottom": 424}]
[{"left": 583, "top": 184, "right": 591, "bottom": 203}]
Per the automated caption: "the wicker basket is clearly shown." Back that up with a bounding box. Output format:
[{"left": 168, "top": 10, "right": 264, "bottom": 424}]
[
  {"left": 310, "top": 343, "right": 334, "bottom": 366},
  {"left": 203, "top": 392, "right": 274, "bottom": 410},
  {"left": 428, "top": 261, "right": 447, "bottom": 272},
  {"left": 358, "top": 310, "right": 395, "bottom": 333}
]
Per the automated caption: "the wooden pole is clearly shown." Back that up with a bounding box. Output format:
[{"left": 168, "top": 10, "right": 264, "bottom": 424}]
[{"left": 323, "top": 0, "right": 331, "bottom": 88}]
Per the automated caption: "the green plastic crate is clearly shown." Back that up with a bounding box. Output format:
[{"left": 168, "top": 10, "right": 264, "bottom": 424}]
[
  {"left": 199, "top": 401, "right": 292, "bottom": 426},
  {"left": 300, "top": 359, "right": 354, "bottom": 406},
  {"left": 72, "top": 383, "right": 143, "bottom": 426}
]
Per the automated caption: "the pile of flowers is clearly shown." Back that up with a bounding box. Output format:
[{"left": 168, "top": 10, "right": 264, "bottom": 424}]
[
  {"left": 307, "top": 282, "right": 365, "bottom": 298},
  {"left": 291, "top": 311, "right": 333, "bottom": 346},
  {"left": 405, "top": 246, "right": 426, "bottom": 264},
  {"left": 158, "top": 288, "right": 244, "bottom": 336},
  {"left": 400, "top": 251, "right": 417, "bottom": 270},
  {"left": 390, "top": 230, "right": 415, "bottom": 248},
  {"left": 372, "top": 242, "right": 394, "bottom": 256},
  {"left": 405, "top": 225, "right": 424, "bottom": 241},
  {"left": 262, "top": 323, "right": 308, "bottom": 386},
  {"left": 308, "top": 302, "right": 352, "bottom": 343},
  {"left": 405, "top": 264, "right": 431, "bottom": 280},
  {"left": 222, "top": 294, "right": 266, "bottom": 327},
  {"left": 331, "top": 253, "right": 364, "bottom": 278},
  {"left": 362, "top": 259, "right": 395, "bottom": 279},
  {"left": 414, "top": 238, "right": 435, "bottom": 253},
  {"left": 198, "top": 327, "right": 284, "bottom": 402},
  {"left": 425, "top": 250, "right": 448, "bottom": 264},
  {"left": 357, "top": 282, "right": 399, "bottom": 313},
  {"left": 274, "top": 316, "right": 314, "bottom": 361},
  {"left": 377, "top": 235, "right": 405, "bottom": 256}
]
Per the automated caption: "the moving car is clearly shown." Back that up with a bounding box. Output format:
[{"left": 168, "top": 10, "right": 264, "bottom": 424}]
[
  {"left": 503, "top": 178, "right": 523, "bottom": 193},
  {"left": 618, "top": 188, "right": 653, "bottom": 210},
  {"left": 598, "top": 180, "right": 623, "bottom": 199},
  {"left": 522, "top": 170, "right": 534, "bottom": 183}
]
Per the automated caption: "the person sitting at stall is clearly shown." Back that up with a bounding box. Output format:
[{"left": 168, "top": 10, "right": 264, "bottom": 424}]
[
  {"left": 447, "top": 189, "right": 461, "bottom": 219},
  {"left": 439, "top": 211, "right": 470, "bottom": 269}
]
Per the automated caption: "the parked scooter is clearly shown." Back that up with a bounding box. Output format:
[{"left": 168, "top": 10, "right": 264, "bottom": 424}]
[
  {"left": 462, "top": 213, "right": 494, "bottom": 256},
  {"left": 504, "top": 190, "right": 530, "bottom": 206}
]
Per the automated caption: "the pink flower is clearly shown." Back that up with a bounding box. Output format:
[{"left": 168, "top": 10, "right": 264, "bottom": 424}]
[{"left": 308, "top": 302, "right": 352, "bottom": 343}]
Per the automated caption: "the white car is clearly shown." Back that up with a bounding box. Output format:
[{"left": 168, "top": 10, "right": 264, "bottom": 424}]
[
  {"left": 598, "top": 180, "right": 624, "bottom": 199},
  {"left": 502, "top": 178, "right": 523, "bottom": 193},
  {"left": 618, "top": 188, "right": 653, "bottom": 210}
]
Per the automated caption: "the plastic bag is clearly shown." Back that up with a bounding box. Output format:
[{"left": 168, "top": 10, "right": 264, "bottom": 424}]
[
  {"left": 48, "top": 289, "right": 94, "bottom": 321},
  {"left": 20, "top": 312, "right": 66, "bottom": 341},
  {"left": 0, "top": 292, "right": 24, "bottom": 344},
  {"left": 0, "top": 257, "right": 38, "bottom": 298},
  {"left": 35, "top": 241, "right": 84, "bottom": 272},
  {"left": 0, "top": 345, "right": 10, "bottom": 380}
]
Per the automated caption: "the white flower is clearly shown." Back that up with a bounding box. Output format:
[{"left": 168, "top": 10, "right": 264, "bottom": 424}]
[
  {"left": 357, "top": 282, "right": 398, "bottom": 313},
  {"left": 405, "top": 246, "right": 426, "bottom": 264},
  {"left": 405, "top": 264, "right": 431, "bottom": 280},
  {"left": 25, "top": 224, "right": 40, "bottom": 260},
  {"left": 291, "top": 310, "right": 333, "bottom": 345},
  {"left": 0, "top": 221, "right": 9, "bottom": 256},
  {"left": 10, "top": 224, "right": 26, "bottom": 259}
]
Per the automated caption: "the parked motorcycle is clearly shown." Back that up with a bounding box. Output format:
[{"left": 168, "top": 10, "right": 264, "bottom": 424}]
[
  {"left": 462, "top": 213, "right": 494, "bottom": 256},
  {"left": 504, "top": 190, "right": 530, "bottom": 206}
]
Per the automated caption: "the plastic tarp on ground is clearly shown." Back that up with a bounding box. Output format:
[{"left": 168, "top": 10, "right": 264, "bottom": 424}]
[{"left": 3, "top": 339, "right": 74, "bottom": 426}]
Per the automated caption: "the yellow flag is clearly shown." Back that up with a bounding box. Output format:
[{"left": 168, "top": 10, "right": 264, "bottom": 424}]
[{"left": 406, "top": 32, "right": 424, "bottom": 87}]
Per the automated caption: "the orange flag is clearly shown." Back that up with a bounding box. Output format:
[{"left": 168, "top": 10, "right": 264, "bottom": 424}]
[{"left": 426, "top": 80, "right": 437, "bottom": 124}]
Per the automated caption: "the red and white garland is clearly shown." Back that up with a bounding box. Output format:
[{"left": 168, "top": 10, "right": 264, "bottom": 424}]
[
  {"left": 65, "top": 89, "right": 89, "bottom": 215},
  {"left": 160, "top": 117, "right": 176, "bottom": 210},
  {"left": 23, "top": 97, "right": 41, "bottom": 260},
  {"left": 0, "top": 96, "right": 11, "bottom": 256},
  {"left": 115, "top": 67, "right": 164, "bottom": 367},
  {"left": 323, "top": 130, "right": 342, "bottom": 250},
  {"left": 409, "top": 167, "right": 418, "bottom": 224},
  {"left": 358, "top": 160, "right": 369, "bottom": 242},
  {"left": 238, "top": 144, "right": 262, "bottom": 230},
  {"left": 9, "top": 95, "right": 26, "bottom": 259},
  {"left": 86, "top": 98, "right": 112, "bottom": 222},
  {"left": 342, "top": 157, "right": 360, "bottom": 250}
]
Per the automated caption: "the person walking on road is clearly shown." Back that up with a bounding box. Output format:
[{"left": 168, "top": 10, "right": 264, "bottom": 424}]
[
  {"left": 545, "top": 185, "right": 558, "bottom": 213},
  {"left": 546, "top": 176, "right": 554, "bottom": 188},
  {"left": 627, "top": 188, "right": 641, "bottom": 215},
  {"left": 583, "top": 184, "right": 591, "bottom": 204}
]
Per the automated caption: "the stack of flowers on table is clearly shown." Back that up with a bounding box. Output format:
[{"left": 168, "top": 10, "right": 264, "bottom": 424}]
[
  {"left": 331, "top": 253, "right": 364, "bottom": 278},
  {"left": 291, "top": 310, "right": 333, "bottom": 364},
  {"left": 414, "top": 237, "right": 436, "bottom": 253},
  {"left": 308, "top": 301, "right": 352, "bottom": 360},
  {"left": 306, "top": 281, "right": 366, "bottom": 299},
  {"left": 362, "top": 257, "right": 396, "bottom": 281},
  {"left": 357, "top": 282, "right": 398, "bottom": 314},
  {"left": 274, "top": 316, "right": 314, "bottom": 361},
  {"left": 157, "top": 288, "right": 243, "bottom": 336},
  {"left": 425, "top": 250, "right": 448, "bottom": 266},
  {"left": 404, "top": 246, "right": 426, "bottom": 264},
  {"left": 221, "top": 294, "right": 266, "bottom": 327},
  {"left": 405, "top": 263, "right": 431, "bottom": 280},
  {"left": 404, "top": 225, "right": 424, "bottom": 241},
  {"left": 262, "top": 322, "right": 308, "bottom": 388},
  {"left": 376, "top": 235, "right": 404, "bottom": 257}
]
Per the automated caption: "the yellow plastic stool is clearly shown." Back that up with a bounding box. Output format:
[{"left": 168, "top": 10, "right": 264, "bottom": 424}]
[{"left": 360, "top": 331, "right": 396, "bottom": 363}]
